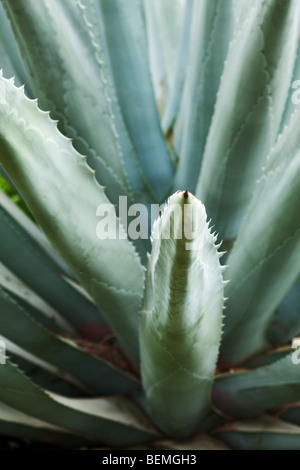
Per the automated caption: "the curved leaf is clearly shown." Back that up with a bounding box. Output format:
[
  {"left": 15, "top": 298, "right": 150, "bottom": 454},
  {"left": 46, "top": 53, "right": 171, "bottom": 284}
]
[
  {"left": 162, "top": 0, "right": 194, "bottom": 133},
  {"left": 0, "top": 361, "right": 158, "bottom": 446},
  {"left": 0, "top": 189, "right": 72, "bottom": 276},
  {"left": 3, "top": 0, "right": 176, "bottom": 204},
  {"left": 279, "top": 404, "right": 300, "bottom": 426},
  {"left": 75, "top": 0, "right": 152, "bottom": 206},
  {"left": 197, "top": 0, "right": 300, "bottom": 240},
  {"left": 220, "top": 111, "right": 300, "bottom": 362},
  {"left": 0, "top": 286, "right": 139, "bottom": 395},
  {"left": 213, "top": 352, "right": 300, "bottom": 418},
  {"left": 270, "top": 276, "right": 300, "bottom": 345},
  {"left": 0, "top": 183, "right": 108, "bottom": 340},
  {"left": 279, "top": 39, "right": 300, "bottom": 133},
  {"left": 263, "top": 106, "right": 300, "bottom": 175},
  {"left": 144, "top": 0, "right": 185, "bottom": 116},
  {"left": 213, "top": 415, "right": 300, "bottom": 450},
  {"left": 6, "top": 344, "right": 89, "bottom": 398},
  {"left": 0, "top": 265, "right": 74, "bottom": 335},
  {"left": 0, "top": 73, "right": 145, "bottom": 361},
  {"left": 2, "top": 0, "right": 130, "bottom": 200},
  {"left": 174, "top": 0, "right": 234, "bottom": 193},
  {"left": 155, "top": 434, "right": 230, "bottom": 450},
  {"left": 0, "top": 403, "right": 92, "bottom": 448},
  {"left": 95, "top": 0, "right": 175, "bottom": 200},
  {"left": 0, "top": 1, "right": 33, "bottom": 95},
  {"left": 246, "top": 346, "right": 292, "bottom": 369}
]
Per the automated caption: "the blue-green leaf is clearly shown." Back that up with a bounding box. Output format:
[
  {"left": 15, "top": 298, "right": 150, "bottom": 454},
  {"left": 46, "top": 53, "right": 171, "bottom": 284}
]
[
  {"left": 140, "top": 191, "right": 224, "bottom": 437},
  {"left": 162, "top": 0, "right": 194, "bottom": 133},
  {"left": 280, "top": 404, "right": 300, "bottom": 426},
  {"left": 6, "top": 343, "right": 89, "bottom": 398},
  {"left": 174, "top": 0, "right": 234, "bottom": 193},
  {"left": 0, "top": 361, "right": 158, "bottom": 446},
  {"left": 197, "top": 0, "right": 300, "bottom": 240},
  {"left": 279, "top": 40, "right": 300, "bottom": 133},
  {"left": 2, "top": 0, "right": 130, "bottom": 200},
  {"left": 144, "top": 0, "right": 185, "bottom": 116},
  {"left": 0, "top": 403, "right": 92, "bottom": 448},
  {"left": 95, "top": 0, "right": 175, "bottom": 200},
  {"left": 246, "top": 346, "right": 292, "bottom": 369},
  {"left": 0, "top": 73, "right": 145, "bottom": 361},
  {"left": 154, "top": 434, "right": 230, "bottom": 450},
  {"left": 0, "top": 190, "right": 107, "bottom": 339},
  {"left": 0, "top": 286, "right": 139, "bottom": 395},
  {"left": 213, "top": 415, "right": 300, "bottom": 450},
  {"left": 0, "top": 1, "right": 33, "bottom": 95},
  {"left": 220, "top": 109, "right": 300, "bottom": 362},
  {"left": 213, "top": 352, "right": 300, "bottom": 418},
  {"left": 270, "top": 276, "right": 300, "bottom": 345}
]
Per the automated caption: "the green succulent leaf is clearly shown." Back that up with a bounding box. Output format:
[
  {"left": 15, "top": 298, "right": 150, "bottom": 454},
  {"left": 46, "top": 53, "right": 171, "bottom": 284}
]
[
  {"left": 0, "top": 286, "right": 139, "bottom": 395},
  {"left": 197, "top": 0, "right": 300, "bottom": 240},
  {"left": 279, "top": 404, "right": 300, "bottom": 426},
  {"left": 132, "top": 389, "right": 226, "bottom": 435},
  {"left": 220, "top": 109, "right": 300, "bottom": 363},
  {"left": 74, "top": 0, "right": 157, "bottom": 206},
  {"left": 162, "top": 0, "right": 194, "bottom": 133},
  {"left": 6, "top": 344, "right": 90, "bottom": 398},
  {"left": 0, "top": 191, "right": 107, "bottom": 339},
  {"left": 93, "top": 0, "right": 175, "bottom": 201},
  {"left": 0, "top": 361, "right": 158, "bottom": 446},
  {"left": 246, "top": 346, "right": 292, "bottom": 369},
  {"left": 174, "top": 0, "right": 234, "bottom": 193},
  {"left": 213, "top": 352, "right": 300, "bottom": 418},
  {"left": 0, "top": 0, "right": 299, "bottom": 450},
  {"left": 0, "top": 73, "right": 145, "bottom": 361},
  {"left": 154, "top": 434, "right": 230, "bottom": 450},
  {"left": 3, "top": 0, "right": 177, "bottom": 207},
  {"left": 270, "top": 276, "right": 300, "bottom": 345},
  {"left": 279, "top": 40, "right": 300, "bottom": 132},
  {"left": 0, "top": 403, "right": 94, "bottom": 448},
  {"left": 0, "top": 1, "right": 33, "bottom": 95},
  {"left": 0, "top": 189, "right": 72, "bottom": 276},
  {"left": 0, "top": 266, "right": 74, "bottom": 335},
  {"left": 144, "top": 0, "right": 185, "bottom": 117},
  {"left": 213, "top": 415, "right": 300, "bottom": 450},
  {"left": 232, "top": 0, "right": 253, "bottom": 22},
  {"left": 140, "top": 191, "right": 224, "bottom": 438},
  {"left": 1, "top": 0, "right": 131, "bottom": 203},
  {"left": 263, "top": 106, "right": 300, "bottom": 175}
]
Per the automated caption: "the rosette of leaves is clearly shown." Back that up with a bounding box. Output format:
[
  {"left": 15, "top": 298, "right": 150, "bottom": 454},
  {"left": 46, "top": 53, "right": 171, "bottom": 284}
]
[{"left": 0, "top": 0, "right": 299, "bottom": 450}]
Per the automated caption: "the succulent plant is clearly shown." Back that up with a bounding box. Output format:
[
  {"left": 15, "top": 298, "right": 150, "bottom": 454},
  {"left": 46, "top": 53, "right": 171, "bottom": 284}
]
[{"left": 0, "top": 0, "right": 299, "bottom": 450}]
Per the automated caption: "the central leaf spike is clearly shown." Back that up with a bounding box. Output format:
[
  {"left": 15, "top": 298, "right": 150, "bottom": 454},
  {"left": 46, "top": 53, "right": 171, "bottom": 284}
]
[{"left": 139, "top": 191, "right": 225, "bottom": 437}]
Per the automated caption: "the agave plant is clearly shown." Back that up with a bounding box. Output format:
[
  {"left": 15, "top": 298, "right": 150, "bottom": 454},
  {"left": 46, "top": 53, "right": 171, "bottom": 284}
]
[{"left": 0, "top": 0, "right": 299, "bottom": 450}]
